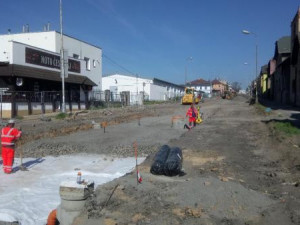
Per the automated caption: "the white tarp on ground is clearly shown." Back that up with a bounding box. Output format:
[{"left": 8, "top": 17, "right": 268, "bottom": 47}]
[{"left": 0, "top": 155, "right": 144, "bottom": 225}]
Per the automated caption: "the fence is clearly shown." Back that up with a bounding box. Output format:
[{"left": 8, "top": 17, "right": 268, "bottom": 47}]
[
  {"left": 0, "top": 90, "right": 183, "bottom": 118},
  {"left": 0, "top": 90, "right": 86, "bottom": 118},
  {"left": 90, "top": 90, "right": 181, "bottom": 107}
]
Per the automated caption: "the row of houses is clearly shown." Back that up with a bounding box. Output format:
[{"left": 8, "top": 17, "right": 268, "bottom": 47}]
[
  {"left": 186, "top": 78, "right": 229, "bottom": 97},
  {"left": 257, "top": 8, "right": 300, "bottom": 107}
]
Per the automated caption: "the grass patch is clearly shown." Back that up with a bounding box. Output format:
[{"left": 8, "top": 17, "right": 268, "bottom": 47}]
[
  {"left": 55, "top": 113, "right": 67, "bottom": 120},
  {"left": 90, "top": 105, "right": 106, "bottom": 110},
  {"left": 144, "top": 100, "right": 165, "bottom": 105},
  {"left": 273, "top": 121, "right": 300, "bottom": 136}
]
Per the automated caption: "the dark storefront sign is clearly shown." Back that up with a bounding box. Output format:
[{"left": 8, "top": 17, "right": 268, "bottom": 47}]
[{"left": 25, "top": 47, "right": 80, "bottom": 73}]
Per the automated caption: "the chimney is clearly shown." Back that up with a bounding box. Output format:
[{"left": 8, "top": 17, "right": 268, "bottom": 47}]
[
  {"left": 43, "top": 25, "right": 47, "bottom": 31},
  {"left": 26, "top": 24, "right": 29, "bottom": 32},
  {"left": 22, "top": 25, "right": 26, "bottom": 33},
  {"left": 47, "top": 22, "right": 50, "bottom": 31},
  {"left": 7, "top": 29, "right": 11, "bottom": 34}
]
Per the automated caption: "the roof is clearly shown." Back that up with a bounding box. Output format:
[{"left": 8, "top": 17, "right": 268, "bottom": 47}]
[
  {"left": 103, "top": 73, "right": 152, "bottom": 81},
  {"left": 212, "top": 79, "right": 222, "bottom": 85},
  {"left": 153, "top": 78, "right": 185, "bottom": 89},
  {"left": 0, "top": 64, "right": 96, "bottom": 86},
  {"left": 260, "top": 64, "right": 268, "bottom": 74},
  {"left": 276, "top": 36, "right": 291, "bottom": 54},
  {"left": 54, "top": 31, "right": 102, "bottom": 50},
  {"left": 189, "top": 78, "right": 211, "bottom": 86},
  {"left": 292, "top": 8, "right": 300, "bottom": 44},
  {"left": 103, "top": 73, "right": 184, "bottom": 89}
]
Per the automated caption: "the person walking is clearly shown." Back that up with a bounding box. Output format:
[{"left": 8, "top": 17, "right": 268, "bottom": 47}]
[
  {"left": 1, "top": 119, "right": 22, "bottom": 174},
  {"left": 186, "top": 103, "right": 198, "bottom": 128}
]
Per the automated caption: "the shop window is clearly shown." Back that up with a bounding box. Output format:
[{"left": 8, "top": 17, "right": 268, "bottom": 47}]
[{"left": 84, "top": 57, "right": 90, "bottom": 71}]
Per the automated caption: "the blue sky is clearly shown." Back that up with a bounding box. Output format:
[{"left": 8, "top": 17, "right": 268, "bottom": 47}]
[{"left": 0, "top": 0, "right": 299, "bottom": 88}]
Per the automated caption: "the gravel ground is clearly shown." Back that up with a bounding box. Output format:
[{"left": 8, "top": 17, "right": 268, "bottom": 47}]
[
  {"left": 8, "top": 97, "right": 300, "bottom": 225},
  {"left": 73, "top": 96, "right": 300, "bottom": 225},
  {"left": 20, "top": 103, "right": 188, "bottom": 158}
]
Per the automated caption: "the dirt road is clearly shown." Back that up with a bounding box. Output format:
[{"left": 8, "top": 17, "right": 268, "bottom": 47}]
[{"left": 70, "top": 96, "right": 300, "bottom": 225}]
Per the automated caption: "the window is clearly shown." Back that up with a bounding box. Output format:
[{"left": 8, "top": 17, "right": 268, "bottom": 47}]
[
  {"left": 73, "top": 54, "right": 79, "bottom": 59},
  {"left": 93, "top": 60, "right": 96, "bottom": 68},
  {"left": 84, "top": 57, "right": 90, "bottom": 70}
]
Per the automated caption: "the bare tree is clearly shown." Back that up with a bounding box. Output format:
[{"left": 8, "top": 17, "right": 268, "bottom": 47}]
[{"left": 231, "top": 82, "right": 241, "bottom": 92}]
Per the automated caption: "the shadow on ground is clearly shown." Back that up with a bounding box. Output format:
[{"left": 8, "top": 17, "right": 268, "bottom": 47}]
[
  {"left": 258, "top": 98, "right": 300, "bottom": 111},
  {"left": 261, "top": 117, "right": 300, "bottom": 129},
  {"left": 13, "top": 158, "right": 45, "bottom": 173}
]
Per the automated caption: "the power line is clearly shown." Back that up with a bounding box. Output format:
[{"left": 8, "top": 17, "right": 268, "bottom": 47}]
[{"left": 102, "top": 53, "right": 135, "bottom": 75}]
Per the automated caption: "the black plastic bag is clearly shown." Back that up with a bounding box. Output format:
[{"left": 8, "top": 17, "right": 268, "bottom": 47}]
[
  {"left": 164, "top": 147, "right": 183, "bottom": 176},
  {"left": 150, "top": 145, "right": 171, "bottom": 175}
]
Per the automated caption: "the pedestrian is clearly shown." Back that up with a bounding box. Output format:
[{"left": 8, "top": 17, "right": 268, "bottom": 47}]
[
  {"left": 186, "top": 103, "right": 198, "bottom": 128},
  {"left": 1, "top": 119, "right": 22, "bottom": 174}
]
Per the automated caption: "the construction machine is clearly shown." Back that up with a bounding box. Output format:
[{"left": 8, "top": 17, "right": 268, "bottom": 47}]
[{"left": 181, "top": 87, "right": 201, "bottom": 105}]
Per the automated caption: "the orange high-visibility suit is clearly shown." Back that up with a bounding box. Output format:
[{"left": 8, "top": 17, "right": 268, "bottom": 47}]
[
  {"left": 1, "top": 126, "right": 22, "bottom": 173},
  {"left": 186, "top": 107, "right": 198, "bottom": 124}
]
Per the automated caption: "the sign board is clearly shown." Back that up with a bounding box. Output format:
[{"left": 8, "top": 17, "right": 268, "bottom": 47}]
[
  {"left": 0, "top": 88, "right": 9, "bottom": 92},
  {"left": 25, "top": 47, "right": 80, "bottom": 74}
]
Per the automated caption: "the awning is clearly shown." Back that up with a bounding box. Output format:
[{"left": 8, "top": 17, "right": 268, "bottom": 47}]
[{"left": 0, "top": 64, "right": 97, "bottom": 86}]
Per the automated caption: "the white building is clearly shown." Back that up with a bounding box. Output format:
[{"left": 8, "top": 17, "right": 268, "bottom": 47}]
[
  {"left": 0, "top": 30, "right": 102, "bottom": 89},
  {"left": 188, "top": 78, "right": 212, "bottom": 97},
  {"left": 0, "top": 30, "right": 102, "bottom": 117},
  {"left": 102, "top": 74, "right": 184, "bottom": 104}
]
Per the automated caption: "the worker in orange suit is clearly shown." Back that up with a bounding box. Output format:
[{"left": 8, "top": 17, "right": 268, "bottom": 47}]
[
  {"left": 186, "top": 103, "right": 198, "bottom": 128},
  {"left": 1, "top": 119, "right": 22, "bottom": 174}
]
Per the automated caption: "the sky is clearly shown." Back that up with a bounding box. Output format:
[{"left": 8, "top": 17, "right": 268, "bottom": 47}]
[{"left": 0, "top": 0, "right": 299, "bottom": 88}]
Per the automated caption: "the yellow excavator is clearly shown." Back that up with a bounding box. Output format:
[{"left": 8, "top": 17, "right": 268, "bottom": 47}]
[{"left": 181, "top": 87, "right": 201, "bottom": 105}]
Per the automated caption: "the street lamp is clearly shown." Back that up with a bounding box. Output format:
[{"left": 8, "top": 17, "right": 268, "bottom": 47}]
[
  {"left": 242, "top": 29, "right": 258, "bottom": 100},
  {"left": 185, "top": 56, "right": 193, "bottom": 85},
  {"left": 60, "top": 0, "right": 66, "bottom": 113}
]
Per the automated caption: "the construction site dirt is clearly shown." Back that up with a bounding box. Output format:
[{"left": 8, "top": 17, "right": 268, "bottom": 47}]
[{"left": 15, "top": 96, "right": 300, "bottom": 224}]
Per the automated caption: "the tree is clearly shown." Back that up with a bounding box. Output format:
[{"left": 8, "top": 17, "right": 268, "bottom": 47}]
[{"left": 231, "top": 82, "right": 241, "bottom": 92}]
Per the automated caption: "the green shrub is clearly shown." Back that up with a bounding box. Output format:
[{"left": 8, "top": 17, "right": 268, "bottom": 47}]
[
  {"left": 15, "top": 115, "right": 24, "bottom": 120},
  {"left": 55, "top": 113, "right": 67, "bottom": 120}
]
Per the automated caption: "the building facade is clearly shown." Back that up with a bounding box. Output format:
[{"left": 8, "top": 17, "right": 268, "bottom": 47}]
[
  {"left": 0, "top": 31, "right": 101, "bottom": 117},
  {"left": 259, "top": 65, "right": 268, "bottom": 98},
  {"left": 102, "top": 74, "right": 184, "bottom": 104},
  {"left": 273, "top": 36, "right": 291, "bottom": 104},
  {"left": 212, "top": 79, "right": 227, "bottom": 95},
  {"left": 290, "top": 8, "right": 300, "bottom": 106},
  {"left": 187, "top": 78, "right": 212, "bottom": 97}
]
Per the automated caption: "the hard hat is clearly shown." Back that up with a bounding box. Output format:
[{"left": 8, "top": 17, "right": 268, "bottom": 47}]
[{"left": 8, "top": 119, "right": 15, "bottom": 124}]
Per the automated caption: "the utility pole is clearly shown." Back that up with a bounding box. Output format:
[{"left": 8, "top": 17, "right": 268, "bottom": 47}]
[
  {"left": 60, "top": 0, "right": 66, "bottom": 113},
  {"left": 136, "top": 74, "right": 139, "bottom": 105},
  {"left": 185, "top": 56, "right": 193, "bottom": 85},
  {"left": 242, "top": 29, "right": 258, "bottom": 102}
]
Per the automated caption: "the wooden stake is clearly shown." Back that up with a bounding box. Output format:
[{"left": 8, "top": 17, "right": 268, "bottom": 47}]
[{"left": 134, "top": 141, "right": 138, "bottom": 185}]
